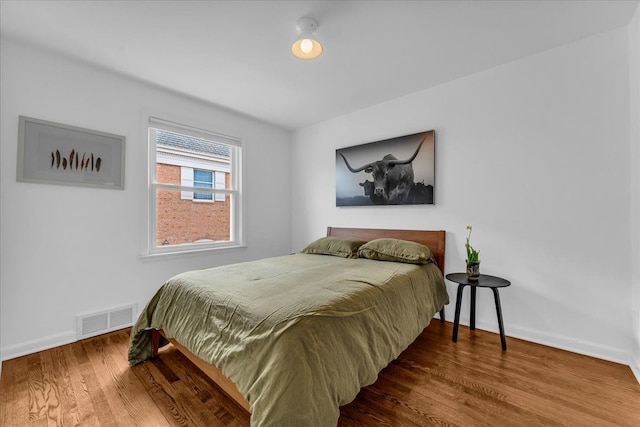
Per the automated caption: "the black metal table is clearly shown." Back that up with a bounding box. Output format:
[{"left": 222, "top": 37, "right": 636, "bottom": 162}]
[{"left": 446, "top": 273, "right": 511, "bottom": 350}]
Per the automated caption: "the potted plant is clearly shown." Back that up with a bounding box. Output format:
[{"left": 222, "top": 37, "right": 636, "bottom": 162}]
[{"left": 465, "top": 225, "right": 480, "bottom": 280}]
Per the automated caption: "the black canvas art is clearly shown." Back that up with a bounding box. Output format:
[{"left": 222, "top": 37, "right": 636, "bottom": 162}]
[{"left": 336, "top": 130, "right": 434, "bottom": 206}]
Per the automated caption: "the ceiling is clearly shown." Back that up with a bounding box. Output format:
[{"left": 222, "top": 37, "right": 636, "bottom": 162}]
[{"left": 1, "top": 1, "right": 638, "bottom": 130}]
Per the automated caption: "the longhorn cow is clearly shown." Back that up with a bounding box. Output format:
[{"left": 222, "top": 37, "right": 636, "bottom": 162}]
[
  {"left": 340, "top": 140, "right": 424, "bottom": 205},
  {"left": 359, "top": 179, "right": 385, "bottom": 204},
  {"left": 359, "top": 180, "right": 373, "bottom": 196}
]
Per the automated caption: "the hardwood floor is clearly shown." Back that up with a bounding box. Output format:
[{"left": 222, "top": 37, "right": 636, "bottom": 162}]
[{"left": 1, "top": 322, "right": 639, "bottom": 426}]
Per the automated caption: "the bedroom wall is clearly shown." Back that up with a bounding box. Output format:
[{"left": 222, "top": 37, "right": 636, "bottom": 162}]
[
  {"left": 291, "top": 27, "right": 634, "bottom": 365},
  {"left": 0, "top": 38, "right": 292, "bottom": 361},
  {"left": 629, "top": 3, "right": 640, "bottom": 382}
]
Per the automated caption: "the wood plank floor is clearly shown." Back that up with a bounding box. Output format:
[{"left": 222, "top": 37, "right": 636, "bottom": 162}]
[{"left": 1, "top": 321, "right": 639, "bottom": 426}]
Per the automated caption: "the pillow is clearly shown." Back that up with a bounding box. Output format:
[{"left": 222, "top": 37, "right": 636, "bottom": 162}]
[
  {"left": 358, "top": 238, "right": 434, "bottom": 264},
  {"left": 301, "top": 236, "right": 367, "bottom": 258}
]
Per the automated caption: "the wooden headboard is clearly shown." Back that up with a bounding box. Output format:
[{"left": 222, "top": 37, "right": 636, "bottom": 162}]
[{"left": 326, "top": 227, "right": 446, "bottom": 275}]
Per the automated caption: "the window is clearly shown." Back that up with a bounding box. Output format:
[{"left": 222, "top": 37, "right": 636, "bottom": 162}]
[
  {"left": 147, "top": 117, "right": 243, "bottom": 254},
  {"left": 179, "top": 168, "right": 226, "bottom": 202},
  {"left": 193, "top": 169, "right": 213, "bottom": 200}
]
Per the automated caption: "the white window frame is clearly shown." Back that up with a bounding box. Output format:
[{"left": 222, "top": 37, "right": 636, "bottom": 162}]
[{"left": 144, "top": 116, "right": 245, "bottom": 256}]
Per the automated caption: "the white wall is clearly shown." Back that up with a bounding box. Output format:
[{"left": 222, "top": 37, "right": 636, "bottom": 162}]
[
  {"left": 629, "top": 4, "right": 640, "bottom": 382},
  {"left": 291, "top": 27, "right": 634, "bottom": 364},
  {"left": 0, "top": 38, "right": 292, "bottom": 360}
]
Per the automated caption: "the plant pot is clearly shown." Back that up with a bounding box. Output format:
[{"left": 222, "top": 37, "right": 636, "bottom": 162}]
[{"left": 466, "top": 261, "right": 480, "bottom": 280}]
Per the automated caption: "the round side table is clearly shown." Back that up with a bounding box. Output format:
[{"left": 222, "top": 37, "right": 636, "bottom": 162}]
[{"left": 446, "top": 273, "right": 511, "bottom": 350}]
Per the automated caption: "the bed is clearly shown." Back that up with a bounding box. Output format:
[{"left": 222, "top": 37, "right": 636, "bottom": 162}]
[{"left": 128, "top": 227, "right": 448, "bottom": 426}]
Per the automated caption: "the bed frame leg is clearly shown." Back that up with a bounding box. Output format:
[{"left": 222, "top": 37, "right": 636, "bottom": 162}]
[
  {"left": 439, "top": 307, "right": 445, "bottom": 323},
  {"left": 151, "top": 328, "right": 160, "bottom": 358}
]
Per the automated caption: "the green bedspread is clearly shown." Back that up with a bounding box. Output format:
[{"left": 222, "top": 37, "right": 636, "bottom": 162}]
[{"left": 128, "top": 253, "right": 449, "bottom": 427}]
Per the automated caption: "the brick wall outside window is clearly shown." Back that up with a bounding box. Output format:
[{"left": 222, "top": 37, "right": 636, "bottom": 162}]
[{"left": 155, "top": 163, "right": 230, "bottom": 246}]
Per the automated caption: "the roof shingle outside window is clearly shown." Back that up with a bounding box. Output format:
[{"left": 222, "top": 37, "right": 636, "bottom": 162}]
[{"left": 156, "top": 130, "right": 231, "bottom": 158}]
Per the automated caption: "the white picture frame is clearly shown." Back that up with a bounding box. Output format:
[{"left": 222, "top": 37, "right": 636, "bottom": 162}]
[{"left": 17, "top": 116, "right": 125, "bottom": 190}]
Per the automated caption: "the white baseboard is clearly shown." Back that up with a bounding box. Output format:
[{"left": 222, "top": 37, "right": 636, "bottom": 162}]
[
  {"left": 631, "top": 351, "right": 640, "bottom": 384},
  {"left": 2, "top": 320, "right": 638, "bottom": 385},
  {"left": 0, "top": 330, "right": 76, "bottom": 362},
  {"left": 507, "top": 323, "right": 631, "bottom": 365},
  {"left": 457, "top": 316, "right": 631, "bottom": 366}
]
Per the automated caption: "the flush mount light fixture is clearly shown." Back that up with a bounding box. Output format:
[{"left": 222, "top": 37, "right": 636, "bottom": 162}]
[{"left": 291, "top": 16, "right": 323, "bottom": 60}]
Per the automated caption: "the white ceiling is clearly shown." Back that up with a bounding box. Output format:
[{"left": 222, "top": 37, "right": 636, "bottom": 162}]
[{"left": 1, "top": 1, "right": 638, "bottom": 130}]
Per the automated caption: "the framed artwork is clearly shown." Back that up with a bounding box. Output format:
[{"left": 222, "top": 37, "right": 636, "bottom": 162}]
[
  {"left": 17, "top": 116, "right": 125, "bottom": 190},
  {"left": 336, "top": 130, "right": 434, "bottom": 206}
]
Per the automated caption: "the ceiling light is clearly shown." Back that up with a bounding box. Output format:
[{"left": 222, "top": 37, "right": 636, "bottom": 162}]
[{"left": 291, "top": 16, "right": 323, "bottom": 60}]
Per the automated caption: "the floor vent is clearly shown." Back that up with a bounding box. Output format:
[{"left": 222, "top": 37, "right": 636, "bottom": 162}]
[{"left": 77, "top": 304, "right": 137, "bottom": 340}]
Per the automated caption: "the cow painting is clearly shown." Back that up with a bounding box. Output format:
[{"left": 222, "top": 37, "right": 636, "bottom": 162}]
[
  {"left": 340, "top": 140, "right": 423, "bottom": 204},
  {"left": 335, "top": 131, "right": 434, "bottom": 206}
]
